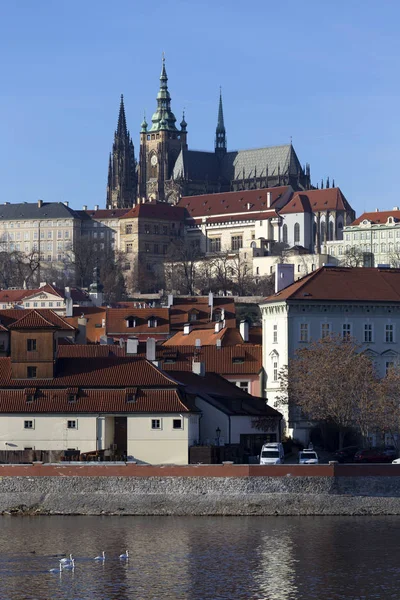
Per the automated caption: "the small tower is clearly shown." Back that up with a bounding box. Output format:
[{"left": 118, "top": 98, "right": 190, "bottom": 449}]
[
  {"left": 106, "top": 95, "right": 137, "bottom": 209},
  {"left": 138, "top": 56, "right": 187, "bottom": 202},
  {"left": 215, "top": 89, "right": 227, "bottom": 159}
]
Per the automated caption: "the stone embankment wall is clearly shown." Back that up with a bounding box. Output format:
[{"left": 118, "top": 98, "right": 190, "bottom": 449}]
[{"left": 2, "top": 463, "right": 400, "bottom": 516}]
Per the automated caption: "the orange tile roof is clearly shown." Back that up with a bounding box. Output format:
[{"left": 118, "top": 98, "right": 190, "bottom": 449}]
[
  {"left": 106, "top": 308, "right": 170, "bottom": 336},
  {"left": 8, "top": 310, "right": 57, "bottom": 329},
  {"left": 163, "top": 327, "right": 227, "bottom": 346},
  {"left": 169, "top": 297, "right": 236, "bottom": 330},
  {"left": 120, "top": 203, "right": 187, "bottom": 221},
  {"left": 262, "top": 266, "right": 400, "bottom": 303},
  {"left": 0, "top": 309, "right": 76, "bottom": 331},
  {"left": 160, "top": 345, "right": 262, "bottom": 375},
  {"left": 64, "top": 307, "right": 106, "bottom": 343},
  {"left": 57, "top": 345, "right": 127, "bottom": 358},
  {"left": 279, "top": 188, "right": 353, "bottom": 214},
  {"left": 178, "top": 186, "right": 290, "bottom": 220},
  {"left": 351, "top": 210, "right": 400, "bottom": 226}
]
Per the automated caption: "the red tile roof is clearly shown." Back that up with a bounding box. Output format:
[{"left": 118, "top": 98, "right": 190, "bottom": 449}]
[
  {"left": 0, "top": 289, "right": 37, "bottom": 303},
  {"left": 57, "top": 345, "right": 127, "bottom": 358},
  {"left": 262, "top": 266, "right": 400, "bottom": 303},
  {"left": 106, "top": 308, "right": 170, "bottom": 336},
  {"left": 160, "top": 345, "right": 262, "bottom": 375},
  {"left": 8, "top": 310, "right": 57, "bottom": 330},
  {"left": 189, "top": 210, "right": 279, "bottom": 225},
  {"left": 169, "top": 297, "right": 236, "bottom": 330},
  {"left": 0, "top": 309, "right": 75, "bottom": 331},
  {"left": 0, "top": 388, "right": 192, "bottom": 414},
  {"left": 64, "top": 307, "right": 106, "bottom": 343},
  {"left": 120, "top": 203, "right": 187, "bottom": 221},
  {"left": 279, "top": 188, "right": 353, "bottom": 214},
  {"left": 351, "top": 210, "right": 400, "bottom": 226},
  {"left": 177, "top": 186, "right": 291, "bottom": 220},
  {"left": 0, "top": 357, "right": 177, "bottom": 387},
  {"left": 163, "top": 327, "right": 227, "bottom": 346}
]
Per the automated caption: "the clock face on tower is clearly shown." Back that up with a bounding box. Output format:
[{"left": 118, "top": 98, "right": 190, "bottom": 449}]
[{"left": 151, "top": 155, "right": 158, "bottom": 166}]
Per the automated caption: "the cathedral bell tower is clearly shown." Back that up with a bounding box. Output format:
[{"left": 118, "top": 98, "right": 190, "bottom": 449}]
[
  {"left": 106, "top": 95, "right": 137, "bottom": 209},
  {"left": 138, "top": 56, "right": 188, "bottom": 202}
]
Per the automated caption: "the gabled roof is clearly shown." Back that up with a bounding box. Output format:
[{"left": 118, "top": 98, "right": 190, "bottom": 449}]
[
  {"left": 0, "top": 309, "right": 76, "bottom": 331},
  {"left": 262, "top": 267, "right": 400, "bottom": 303},
  {"left": 163, "top": 327, "right": 227, "bottom": 346},
  {"left": 106, "top": 308, "right": 170, "bottom": 336},
  {"left": 351, "top": 210, "right": 400, "bottom": 226},
  {"left": 279, "top": 188, "right": 353, "bottom": 214},
  {"left": 8, "top": 310, "right": 58, "bottom": 329},
  {"left": 221, "top": 145, "right": 301, "bottom": 182},
  {"left": 169, "top": 297, "right": 236, "bottom": 330},
  {"left": 160, "top": 345, "right": 262, "bottom": 375},
  {"left": 172, "top": 149, "right": 221, "bottom": 181},
  {"left": 177, "top": 186, "right": 291, "bottom": 220},
  {"left": 0, "top": 202, "right": 79, "bottom": 221},
  {"left": 120, "top": 203, "right": 187, "bottom": 221}
]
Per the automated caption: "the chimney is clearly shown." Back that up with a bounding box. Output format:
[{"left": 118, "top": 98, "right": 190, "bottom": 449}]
[
  {"left": 267, "top": 192, "right": 272, "bottom": 208},
  {"left": 83, "top": 205, "right": 87, "bottom": 211},
  {"left": 246, "top": 202, "right": 252, "bottom": 210},
  {"left": 393, "top": 206, "right": 399, "bottom": 211},
  {"left": 127, "top": 337, "right": 139, "bottom": 355},
  {"left": 101, "top": 318, "right": 106, "bottom": 328},
  {"left": 240, "top": 319, "right": 249, "bottom": 342},
  {"left": 37, "top": 199, "right": 43, "bottom": 208},
  {"left": 195, "top": 338, "right": 201, "bottom": 349},
  {"left": 146, "top": 337, "right": 156, "bottom": 361},
  {"left": 76, "top": 316, "right": 87, "bottom": 344},
  {"left": 64, "top": 201, "right": 69, "bottom": 207},
  {"left": 275, "top": 264, "right": 295, "bottom": 293},
  {"left": 215, "top": 321, "right": 223, "bottom": 333},
  {"left": 375, "top": 208, "right": 379, "bottom": 212},
  {"left": 65, "top": 297, "right": 73, "bottom": 318},
  {"left": 216, "top": 339, "right": 222, "bottom": 350},
  {"left": 167, "top": 294, "right": 174, "bottom": 308},
  {"left": 192, "top": 360, "right": 205, "bottom": 376},
  {"left": 183, "top": 323, "right": 192, "bottom": 335},
  {"left": 94, "top": 205, "right": 99, "bottom": 211},
  {"left": 39, "top": 282, "right": 46, "bottom": 288},
  {"left": 64, "top": 286, "right": 71, "bottom": 299}
]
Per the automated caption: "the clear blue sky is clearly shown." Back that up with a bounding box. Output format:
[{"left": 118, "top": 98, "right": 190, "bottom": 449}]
[{"left": 0, "top": 0, "right": 399, "bottom": 217}]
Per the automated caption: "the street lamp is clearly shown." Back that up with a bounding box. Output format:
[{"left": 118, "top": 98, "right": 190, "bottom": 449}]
[{"left": 216, "top": 427, "right": 221, "bottom": 446}]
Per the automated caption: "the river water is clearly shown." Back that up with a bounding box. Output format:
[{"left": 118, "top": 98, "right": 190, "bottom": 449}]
[{"left": 0, "top": 515, "right": 398, "bottom": 599}]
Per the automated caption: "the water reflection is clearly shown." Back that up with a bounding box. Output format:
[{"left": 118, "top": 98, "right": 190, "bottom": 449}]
[{"left": 0, "top": 516, "right": 399, "bottom": 599}]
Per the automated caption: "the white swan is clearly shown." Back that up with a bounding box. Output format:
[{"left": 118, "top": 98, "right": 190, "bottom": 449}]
[
  {"left": 60, "top": 554, "right": 73, "bottom": 564},
  {"left": 119, "top": 550, "right": 129, "bottom": 559},
  {"left": 94, "top": 551, "right": 105, "bottom": 561},
  {"left": 49, "top": 562, "right": 62, "bottom": 573},
  {"left": 62, "top": 559, "right": 75, "bottom": 570}
]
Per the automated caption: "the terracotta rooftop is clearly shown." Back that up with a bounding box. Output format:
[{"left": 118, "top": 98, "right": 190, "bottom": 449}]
[
  {"left": 120, "top": 203, "right": 187, "bottom": 221},
  {"left": 169, "top": 297, "right": 236, "bottom": 330},
  {"left": 177, "top": 186, "right": 291, "bottom": 220},
  {"left": 64, "top": 307, "right": 106, "bottom": 343},
  {"left": 262, "top": 266, "right": 400, "bottom": 303},
  {"left": 106, "top": 308, "right": 170, "bottom": 337},
  {"left": 160, "top": 345, "right": 262, "bottom": 375},
  {"left": 351, "top": 210, "right": 400, "bottom": 226},
  {"left": 57, "top": 345, "right": 127, "bottom": 358},
  {"left": 279, "top": 188, "right": 353, "bottom": 215},
  {"left": 0, "top": 309, "right": 76, "bottom": 331},
  {"left": 8, "top": 310, "right": 57, "bottom": 330}
]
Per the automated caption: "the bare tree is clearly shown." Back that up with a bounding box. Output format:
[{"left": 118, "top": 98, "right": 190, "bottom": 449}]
[
  {"left": 274, "top": 335, "right": 378, "bottom": 448},
  {"left": 340, "top": 246, "right": 364, "bottom": 267},
  {"left": 375, "top": 364, "right": 400, "bottom": 449},
  {"left": 165, "top": 239, "right": 203, "bottom": 295}
]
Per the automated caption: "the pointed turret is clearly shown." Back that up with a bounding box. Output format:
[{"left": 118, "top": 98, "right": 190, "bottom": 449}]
[
  {"left": 106, "top": 94, "right": 137, "bottom": 209},
  {"left": 215, "top": 88, "right": 227, "bottom": 158},
  {"left": 150, "top": 55, "right": 178, "bottom": 132}
]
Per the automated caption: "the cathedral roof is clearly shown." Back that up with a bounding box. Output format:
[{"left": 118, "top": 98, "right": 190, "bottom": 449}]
[
  {"left": 172, "top": 149, "right": 220, "bottom": 181},
  {"left": 220, "top": 144, "right": 302, "bottom": 182}
]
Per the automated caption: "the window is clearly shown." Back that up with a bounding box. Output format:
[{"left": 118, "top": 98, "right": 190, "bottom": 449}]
[
  {"left": 26, "top": 395, "right": 34, "bottom": 403},
  {"left": 312, "top": 263, "right": 316, "bottom": 271},
  {"left": 231, "top": 236, "right": 243, "bottom": 251},
  {"left": 57, "top": 230, "right": 62, "bottom": 239},
  {"left": 294, "top": 223, "right": 300, "bottom": 244},
  {"left": 364, "top": 323, "right": 373, "bottom": 343},
  {"left": 67, "top": 394, "right": 76, "bottom": 403},
  {"left": 27, "top": 339, "right": 37, "bottom": 351},
  {"left": 127, "top": 393, "right": 136, "bottom": 403},
  {"left": 145, "top": 243, "right": 150, "bottom": 253},
  {"left": 151, "top": 419, "right": 161, "bottom": 430},
  {"left": 189, "top": 312, "right": 197, "bottom": 322},
  {"left": 126, "top": 243, "right": 132, "bottom": 253},
  {"left": 237, "top": 381, "right": 250, "bottom": 393},
  {"left": 342, "top": 323, "right": 352, "bottom": 340},
  {"left": 56, "top": 302, "right": 61, "bottom": 307},
  {"left": 209, "top": 237, "right": 221, "bottom": 253},
  {"left": 126, "top": 318, "right": 136, "bottom": 328},
  {"left": 282, "top": 224, "right": 288, "bottom": 244},
  {"left": 173, "top": 419, "right": 182, "bottom": 429},
  {"left": 154, "top": 225, "right": 159, "bottom": 234},
  {"left": 148, "top": 317, "right": 157, "bottom": 328},
  {"left": 47, "top": 231, "right": 52, "bottom": 239},
  {"left": 297, "top": 264, "right": 301, "bottom": 273},
  {"left": 385, "top": 361, "right": 395, "bottom": 376},
  {"left": 256, "top": 267, "right": 260, "bottom": 275},
  {"left": 385, "top": 324, "right": 394, "bottom": 343},
  {"left": 126, "top": 224, "right": 132, "bottom": 234},
  {"left": 299, "top": 323, "right": 309, "bottom": 342},
  {"left": 321, "top": 323, "right": 331, "bottom": 339},
  {"left": 154, "top": 244, "right": 159, "bottom": 254},
  {"left": 64, "top": 231, "right": 69, "bottom": 239},
  {"left": 273, "top": 361, "right": 278, "bottom": 381},
  {"left": 144, "top": 224, "right": 150, "bottom": 234},
  {"left": 24, "top": 420, "right": 33, "bottom": 429},
  {"left": 273, "top": 324, "right": 278, "bottom": 344},
  {"left": 381, "top": 243, "right": 386, "bottom": 253},
  {"left": 163, "top": 225, "right": 168, "bottom": 235},
  {"left": 67, "top": 420, "right": 77, "bottom": 429},
  {"left": 163, "top": 244, "right": 168, "bottom": 255},
  {"left": 27, "top": 366, "right": 37, "bottom": 378}
]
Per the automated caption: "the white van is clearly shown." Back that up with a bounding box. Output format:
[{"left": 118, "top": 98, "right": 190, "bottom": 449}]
[{"left": 259, "top": 442, "right": 285, "bottom": 465}]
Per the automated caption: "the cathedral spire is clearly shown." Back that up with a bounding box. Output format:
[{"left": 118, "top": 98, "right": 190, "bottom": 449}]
[
  {"left": 215, "top": 88, "right": 227, "bottom": 158},
  {"left": 106, "top": 95, "right": 137, "bottom": 209},
  {"left": 150, "top": 54, "right": 178, "bottom": 132}
]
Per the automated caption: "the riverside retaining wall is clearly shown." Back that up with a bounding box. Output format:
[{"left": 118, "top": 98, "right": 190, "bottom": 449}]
[{"left": 2, "top": 463, "right": 400, "bottom": 516}]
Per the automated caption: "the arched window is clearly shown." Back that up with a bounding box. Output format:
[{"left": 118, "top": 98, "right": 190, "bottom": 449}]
[
  {"left": 381, "top": 243, "right": 386, "bottom": 253},
  {"left": 294, "top": 223, "right": 300, "bottom": 244},
  {"left": 313, "top": 222, "right": 317, "bottom": 243},
  {"left": 282, "top": 224, "right": 288, "bottom": 244},
  {"left": 320, "top": 221, "right": 326, "bottom": 242},
  {"left": 329, "top": 221, "right": 334, "bottom": 240}
]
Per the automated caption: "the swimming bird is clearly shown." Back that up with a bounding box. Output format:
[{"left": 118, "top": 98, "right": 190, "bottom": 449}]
[
  {"left": 119, "top": 550, "right": 129, "bottom": 559},
  {"left": 62, "top": 559, "right": 75, "bottom": 570},
  {"left": 49, "top": 562, "right": 62, "bottom": 573},
  {"left": 94, "top": 551, "right": 105, "bottom": 561},
  {"left": 60, "top": 554, "right": 73, "bottom": 564}
]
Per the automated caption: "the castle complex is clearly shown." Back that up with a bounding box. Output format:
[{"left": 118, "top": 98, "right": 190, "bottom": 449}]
[{"left": 106, "top": 57, "right": 311, "bottom": 207}]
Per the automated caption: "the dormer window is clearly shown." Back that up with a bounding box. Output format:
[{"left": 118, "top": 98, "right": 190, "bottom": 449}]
[
  {"left": 126, "top": 387, "right": 137, "bottom": 403},
  {"left": 26, "top": 395, "right": 34, "bottom": 403},
  {"left": 67, "top": 394, "right": 76, "bottom": 403},
  {"left": 188, "top": 309, "right": 199, "bottom": 322},
  {"left": 232, "top": 356, "right": 245, "bottom": 364},
  {"left": 148, "top": 317, "right": 157, "bottom": 328},
  {"left": 214, "top": 310, "right": 222, "bottom": 322},
  {"left": 125, "top": 317, "right": 136, "bottom": 328}
]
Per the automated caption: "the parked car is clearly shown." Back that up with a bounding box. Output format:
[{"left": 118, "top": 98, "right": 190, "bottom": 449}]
[
  {"left": 354, "top": 448, "right": 394, "bottom": 463},
  {"left": 298, "top": 450, "right": 319, "bottom": 464},
  {"left": 259, "top": 443, "right": 285, "bottom": 465},
  {"left": 392, "top": 458, "right": 400, "bottom": 465},
  {"left": 332, "top": 446, "right": 359, "bottom": 463}
]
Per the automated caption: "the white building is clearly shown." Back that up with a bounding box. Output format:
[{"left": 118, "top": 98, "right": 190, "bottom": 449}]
[{"left": 260, "top": 264, "right": 400, "bottom": 443}]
